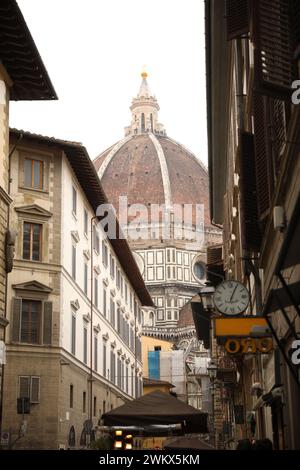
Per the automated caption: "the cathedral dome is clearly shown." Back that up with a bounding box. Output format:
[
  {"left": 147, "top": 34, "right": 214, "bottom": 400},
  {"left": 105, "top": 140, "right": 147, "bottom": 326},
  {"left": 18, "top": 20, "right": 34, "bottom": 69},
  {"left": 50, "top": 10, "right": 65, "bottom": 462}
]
[{"left": 94, "top": 73, "right": 210, "bottom": 228}]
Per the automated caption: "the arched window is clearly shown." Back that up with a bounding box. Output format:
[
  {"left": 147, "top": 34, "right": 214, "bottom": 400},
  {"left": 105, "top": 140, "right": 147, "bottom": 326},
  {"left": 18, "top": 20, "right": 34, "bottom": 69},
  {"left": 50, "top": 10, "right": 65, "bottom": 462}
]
[
  {"left": 150, "top": 114, "right": 153, "bottom": 132},
  {"left": 68, "top": 425, "right": 76, "bottom": 447},
  {"left": 141, "top": 113, "right": 145, "bottom": 132},
  {"left": 149, "top": 311, "right": 154, "bottom": 326}
]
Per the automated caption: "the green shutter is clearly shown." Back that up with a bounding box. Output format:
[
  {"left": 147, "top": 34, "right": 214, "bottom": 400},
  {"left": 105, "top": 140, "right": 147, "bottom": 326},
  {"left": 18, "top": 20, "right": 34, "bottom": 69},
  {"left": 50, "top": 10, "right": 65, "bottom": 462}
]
[
  {"left": 253, "top": 93, "right": 273, "bottom": 219},
  {"left": 253, "top": 0, "right": 295, "bottom": 97},
  {"left": 226, "top": 0, "right": 250, "bottom": 40},
  {"left": 11, "top": 298, "right": 22, "bottom": 343},
  {"left": 239, "top": 131, "right": 262, "bottom": 251},
  {"left": 43, "top": 301, "right": 52, "bottom": 345},
  {"left": 30, "top": 377, "right": 40, "bottom": 403}
]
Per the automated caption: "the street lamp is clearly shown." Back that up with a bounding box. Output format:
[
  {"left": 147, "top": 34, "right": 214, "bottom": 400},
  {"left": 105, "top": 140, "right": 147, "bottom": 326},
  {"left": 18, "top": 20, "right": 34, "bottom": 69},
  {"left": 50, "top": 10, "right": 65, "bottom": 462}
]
[
  {"left": 198, "top": 284, "right": 215, "bottom": 311},
  {"left": 207, "top": 360, "right": 218, "bottom": 381},
  {"left": 207, "top": 360, "right": 218, "bottom": 447}
]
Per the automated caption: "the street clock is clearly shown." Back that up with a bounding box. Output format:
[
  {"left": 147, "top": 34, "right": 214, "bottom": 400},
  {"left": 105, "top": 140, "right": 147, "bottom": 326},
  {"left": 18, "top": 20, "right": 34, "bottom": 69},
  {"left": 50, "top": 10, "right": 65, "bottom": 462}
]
[{"left": 213, "top": 280, "right": 250, "bottom": 315}]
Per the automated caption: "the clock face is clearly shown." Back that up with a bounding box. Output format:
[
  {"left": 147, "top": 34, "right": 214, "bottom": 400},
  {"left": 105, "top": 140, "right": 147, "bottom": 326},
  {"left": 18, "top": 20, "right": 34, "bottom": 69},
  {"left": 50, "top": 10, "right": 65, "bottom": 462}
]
[{"left": 213, "top": 280, "right": 250, "bottom": 315}]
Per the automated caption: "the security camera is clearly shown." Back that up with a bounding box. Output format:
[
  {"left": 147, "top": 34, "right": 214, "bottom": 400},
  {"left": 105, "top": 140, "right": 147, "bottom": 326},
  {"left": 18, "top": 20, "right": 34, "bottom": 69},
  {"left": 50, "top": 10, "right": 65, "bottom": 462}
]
[{"left": 271, "top": 387, "right": 283, "bottom": 398}]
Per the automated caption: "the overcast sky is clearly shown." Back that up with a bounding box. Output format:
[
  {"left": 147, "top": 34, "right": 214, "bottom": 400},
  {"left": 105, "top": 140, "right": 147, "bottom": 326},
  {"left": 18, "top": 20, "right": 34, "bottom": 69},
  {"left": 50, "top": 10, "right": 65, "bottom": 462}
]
[{"left": 11, "top": 0, "right": 207, "bottom": 163}]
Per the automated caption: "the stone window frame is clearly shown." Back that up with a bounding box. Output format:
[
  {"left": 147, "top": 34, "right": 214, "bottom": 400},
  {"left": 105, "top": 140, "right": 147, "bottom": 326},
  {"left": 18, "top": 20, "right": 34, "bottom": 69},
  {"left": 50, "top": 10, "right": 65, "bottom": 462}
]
[
  {"left": 18, "top": 149, "right": 51, "bottom": 194},
  {"left": 15, "top": 205, "right": 52, "bottom": 264},
  {"left": 22, "top": 221, "right": 42, "bottom": 262},
  {"left": 18, "top": 375, "right": 40, "bottom": 404},
  {"left": 11, "top": 281, "right": 53, "bottom": 347}
]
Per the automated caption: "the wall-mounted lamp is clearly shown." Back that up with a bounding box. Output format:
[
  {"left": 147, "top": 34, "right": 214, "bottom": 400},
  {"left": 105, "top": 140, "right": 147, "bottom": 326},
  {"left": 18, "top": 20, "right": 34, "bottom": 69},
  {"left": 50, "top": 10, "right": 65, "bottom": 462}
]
[
  {"left": 207, "top": 361, "right": 218, "bottom": 380},
  {"left": 273, "top": 206, "right": 286, "bottom": 232}
]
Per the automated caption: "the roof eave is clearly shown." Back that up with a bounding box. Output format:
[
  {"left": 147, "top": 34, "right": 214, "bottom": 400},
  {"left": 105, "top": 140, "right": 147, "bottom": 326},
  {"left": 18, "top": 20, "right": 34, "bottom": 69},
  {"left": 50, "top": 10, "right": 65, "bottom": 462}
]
[
  {"left": 0, "top": 0, "right": 57, "bottom": 101},
  {"left": 205, "top": 0, "right": 230, "bottom": 225}
]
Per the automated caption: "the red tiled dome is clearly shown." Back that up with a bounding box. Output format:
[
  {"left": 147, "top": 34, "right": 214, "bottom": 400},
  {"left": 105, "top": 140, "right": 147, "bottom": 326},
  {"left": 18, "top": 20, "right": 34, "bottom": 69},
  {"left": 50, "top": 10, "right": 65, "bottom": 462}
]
[{"left": 94, "top": 133, "right": 210, "bottom": 226}]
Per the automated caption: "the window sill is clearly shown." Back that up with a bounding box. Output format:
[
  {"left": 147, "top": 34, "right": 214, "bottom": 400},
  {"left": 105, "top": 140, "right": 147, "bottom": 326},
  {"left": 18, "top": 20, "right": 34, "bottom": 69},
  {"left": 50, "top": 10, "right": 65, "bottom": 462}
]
[
  {"left": 21, "top": 258, "right": 42, "bottom": 263},
  {"left": 12, "top": 341, "right": 43, "bottom": 346},
  {"left": 72, "top": 211, "right": 78, "bottom": 221},
  {"left": 19, "top": 186, "right": 49, "bottom": 195}
]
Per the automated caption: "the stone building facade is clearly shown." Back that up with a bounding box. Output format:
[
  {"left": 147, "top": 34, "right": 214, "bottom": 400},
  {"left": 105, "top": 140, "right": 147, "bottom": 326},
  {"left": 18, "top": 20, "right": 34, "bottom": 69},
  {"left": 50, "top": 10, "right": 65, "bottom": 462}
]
[
  {"left": 0, "top": 0, "right": 57, "bottom": 435},
  {"left": 0, "top": 0, "right": 57, "bottom": 343},
  {"left": 205, "top": 0, "right": 300, "bottom": 449},
  {"left": 1, "top": 130, "right": 152, "bottom": 449}
]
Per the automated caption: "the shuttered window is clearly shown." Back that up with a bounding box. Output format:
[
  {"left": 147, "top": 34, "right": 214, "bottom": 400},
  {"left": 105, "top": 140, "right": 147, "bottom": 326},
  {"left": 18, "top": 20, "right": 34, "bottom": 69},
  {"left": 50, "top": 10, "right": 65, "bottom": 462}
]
[
  {"left": 226, "top": 0, "right": 249, "bottom": 40},
  {"left": 24, "top": 158, "right": 44, "bottom": 190},
  {"left": 271, "top": 99, "right": 287, "bottom": 160},
  {"left": 94, "top": 277, "right": 98, "bottom": 308},
  {"left": 117, "top": 357, "right": 121, "bottom": 388},
  {"left": 23, "top": 222, "right": 42, "bottom": 261},
  {"left": 12, "top": 298, "right": 52, "bottom": 345},
  {"left": 30, "top": 377, "right": 40, "bottom": 403},
  {"left": 94, "top": 335, "right": 98, "bottom": 372},
  {"left": 83, "top": 325, "right": 88, "bottom": 364},
  {"left": 43, "top": 301, "right": 52, "bottom": 345},
  {"left": 292, "top": 0, "right": 300, "bottom": 56},
  {"left": 110, "top": 350, "right": 116, "bottom": 383},
  {"left": 83, "top": 391, "right": 86, "bottom": 413},
  {"left": 84, "top": 262, "right": 88, "bottom": 295},
  {"left": 19, "top": 376, "right": 30, "bottom": 398},
  {"left": 103, "top": 287, "right": 107, "bottom": 317},
  {"left": 72, "top": 187, "right": 77, "bottom": 215},
  {"left": 71, "top": 312, "right": 76, "bottom": 355},
  {"left": 117, "top": 308, "right": 121, "bottom": 334},
  {"left": 72, "top": 244, "right": 76, "bottom": 280},
  {"left": 239, "top": 131, "right": 262, "bottom": 251},
  {"left": 20, "top": 300, "right": 41, "bottom": 344},
  {"left": 253, "top": 0, "right": 295, "bottom": 97},
  {"left": 84, "top": 208, "right": 88, "bottom": 236},
  {"left": 110, "top": 298, "right": 115, "bottom": 328},
  {"left": 103, "top": 342, "right": 107, "bottom": 378},
  {"left": 131, "top": 371, "right": 134, "bottom": 397},
  {"left": 70, "top": 384, "right": 74, "bottom": 408},
  {"left": 19, "top": 376, "right": 40, "bottom": 403},
  {"left": 253, "top": 93, "right": 273, "bottom": 219}
]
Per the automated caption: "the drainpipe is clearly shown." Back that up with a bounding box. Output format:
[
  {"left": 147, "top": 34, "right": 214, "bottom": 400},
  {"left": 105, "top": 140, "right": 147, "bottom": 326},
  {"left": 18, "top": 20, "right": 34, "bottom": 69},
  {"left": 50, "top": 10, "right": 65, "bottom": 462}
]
[{"left": 89, "top": 216, "right": 99, "bottom": 433}]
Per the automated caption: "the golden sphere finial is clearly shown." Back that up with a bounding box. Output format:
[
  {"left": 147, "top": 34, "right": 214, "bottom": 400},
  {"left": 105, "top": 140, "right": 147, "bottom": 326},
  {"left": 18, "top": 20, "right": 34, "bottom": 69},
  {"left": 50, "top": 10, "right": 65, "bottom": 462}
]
[{"left": 141, "top": 66, "right": 148, "bottom": 79}]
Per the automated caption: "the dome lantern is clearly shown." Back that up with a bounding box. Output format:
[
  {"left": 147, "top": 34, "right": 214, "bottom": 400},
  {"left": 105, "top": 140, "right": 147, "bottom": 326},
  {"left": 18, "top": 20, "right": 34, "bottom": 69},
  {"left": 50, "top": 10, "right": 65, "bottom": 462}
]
[{"left": 124, "top": 72, "right": 166, "bottom": 136}]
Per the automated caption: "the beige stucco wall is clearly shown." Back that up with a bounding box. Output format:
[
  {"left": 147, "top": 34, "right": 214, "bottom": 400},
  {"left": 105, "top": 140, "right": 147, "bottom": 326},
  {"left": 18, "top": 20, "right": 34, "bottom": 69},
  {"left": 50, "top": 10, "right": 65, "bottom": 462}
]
[{"left": 142, "top": 335, "right": 172, "bottom": 377}]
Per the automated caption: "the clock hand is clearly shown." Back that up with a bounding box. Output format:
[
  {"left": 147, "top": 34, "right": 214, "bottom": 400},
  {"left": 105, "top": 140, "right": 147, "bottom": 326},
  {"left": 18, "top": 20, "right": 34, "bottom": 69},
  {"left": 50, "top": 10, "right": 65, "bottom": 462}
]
[{"left": 230, "top": 284, "right": 238, "bottom": 302}]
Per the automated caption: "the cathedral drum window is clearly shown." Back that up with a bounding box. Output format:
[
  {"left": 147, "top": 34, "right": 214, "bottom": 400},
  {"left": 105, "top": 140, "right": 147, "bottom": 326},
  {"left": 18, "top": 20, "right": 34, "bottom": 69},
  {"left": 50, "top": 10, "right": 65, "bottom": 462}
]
[{"left": 193, "top": 260, "right": 206, "bottom": 281}]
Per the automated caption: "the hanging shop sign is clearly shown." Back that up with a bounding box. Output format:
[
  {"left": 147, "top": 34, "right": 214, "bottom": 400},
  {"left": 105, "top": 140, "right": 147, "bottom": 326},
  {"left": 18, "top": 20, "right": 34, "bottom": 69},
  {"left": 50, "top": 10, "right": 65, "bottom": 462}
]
[
  {"left": 215, "top": 317, "right": 270, "bottom": 337},
  {"left": 224, "top": 337, "right": 273, "bottom": 354}
]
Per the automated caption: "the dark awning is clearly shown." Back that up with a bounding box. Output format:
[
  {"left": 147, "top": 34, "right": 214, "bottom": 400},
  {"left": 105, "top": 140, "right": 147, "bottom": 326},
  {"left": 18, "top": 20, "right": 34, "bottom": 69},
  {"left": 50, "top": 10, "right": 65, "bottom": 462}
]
[
  {"left": 102, "top": 390, "right": 208, "bottom": 434},
  {"left": 164, "top": 437, "right": 216, "bottom": 450}
]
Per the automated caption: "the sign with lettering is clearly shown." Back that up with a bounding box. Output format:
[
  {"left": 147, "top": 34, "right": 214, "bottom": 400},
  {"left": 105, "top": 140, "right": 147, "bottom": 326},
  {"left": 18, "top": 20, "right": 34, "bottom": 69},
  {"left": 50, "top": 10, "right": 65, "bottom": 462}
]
[{"left": 225, "top": 337, "right": 273, "bottom": 354}]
